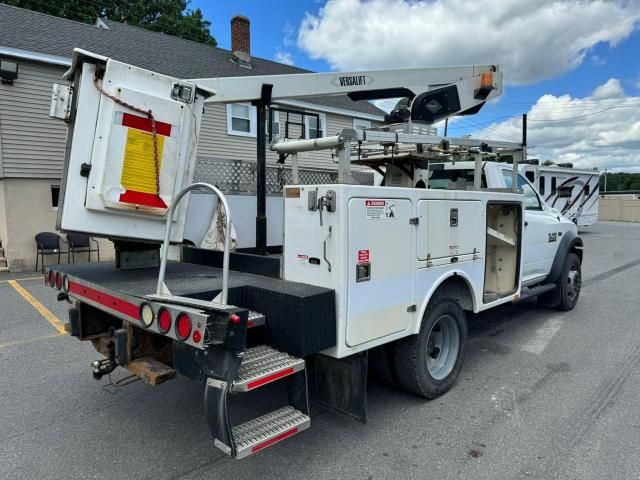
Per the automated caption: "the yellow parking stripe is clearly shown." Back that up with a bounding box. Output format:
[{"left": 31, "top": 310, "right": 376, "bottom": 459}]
[
  {"left": 0, "top": 276, "right": 42, "bottom": 283},
  {"left": 8, "top": 280, "right": 67, "bottom": 334},
  {"left": 0, "top": 332, "right": 65, "bottom": 349}
]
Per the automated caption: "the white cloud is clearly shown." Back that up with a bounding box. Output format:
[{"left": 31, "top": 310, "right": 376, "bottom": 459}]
[
  {"left": 592, "top": 79, "right": 623, "bottom": 99},
  {"left": 472, "top": 79, "right": 640, "bottom": 171},
  {"left": 274, "top": 51, "right": 295, "bottom": 66},
  {"left": 282, "top": 21, "right": 296, "bottom": 48},
  {"left": 298, "top": 0, "right": 640, "bottom": 85}
]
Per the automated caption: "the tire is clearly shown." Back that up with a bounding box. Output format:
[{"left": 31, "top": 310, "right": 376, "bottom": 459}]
[
  {"left": 556, "top": 252, "right": 581, "bottom": 311},
  {"left": 393, "top": 294, "right": 467, "bottom": 398}
]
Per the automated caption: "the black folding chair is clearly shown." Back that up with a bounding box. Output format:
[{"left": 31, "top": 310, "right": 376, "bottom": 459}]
[
  {"left": 67, "top": 233, "right": 100, "bottom": 263},
  {"left": 35, "top": 232, "right": 65, "bottom": 273}
]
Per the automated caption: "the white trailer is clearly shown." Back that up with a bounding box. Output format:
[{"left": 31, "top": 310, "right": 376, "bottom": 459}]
[
  {"left": 520, "top": 163, "right": 600, "bottom": 227},
  {"left": 43, "top": 50, "right": 583, "bottom": 460}
]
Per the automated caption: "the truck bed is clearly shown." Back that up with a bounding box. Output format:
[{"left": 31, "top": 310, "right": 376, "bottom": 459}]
[
  {"left": 54, "top": 260, "right": 323, "bottom": 299},
  {"left": 53, "top": 260, "right": 337, "bottom": 357}
]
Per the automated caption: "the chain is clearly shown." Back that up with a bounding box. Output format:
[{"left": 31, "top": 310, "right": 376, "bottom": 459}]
[{"left": 93, "top": 75, "right": 161, "bottom": 196}]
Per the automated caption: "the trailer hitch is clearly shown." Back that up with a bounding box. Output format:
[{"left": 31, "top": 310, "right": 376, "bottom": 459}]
[{"left": 91, "top": 358, "right": 116, "bottom": 380}]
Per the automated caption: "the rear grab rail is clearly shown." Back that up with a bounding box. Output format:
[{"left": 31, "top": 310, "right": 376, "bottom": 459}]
[{"left": 156, "top": 182, "right": 232, "bottom": 304}]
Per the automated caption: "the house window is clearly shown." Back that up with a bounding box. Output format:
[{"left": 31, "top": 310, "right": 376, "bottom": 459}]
[
  {"left": 51, "top": 185, "right": 60, "bottom": 209},
  {"left": 226, "top": 103, "right": 256, "bottom": 137},
  {"left": 305, "top": 113, "right": 326, "bottom": 139},
  {"left": 353, "top": 118, "right": 371, "bottom": 131},
  {"left": 267, "top": 108, "right": 280, "bottom": 137}
]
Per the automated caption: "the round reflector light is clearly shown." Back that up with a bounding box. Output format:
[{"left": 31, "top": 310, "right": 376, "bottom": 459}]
[
  {"left": 192, "top": 330, "right": 202, "bottom": 343},
  {"left": 48, "top": 270, "right": 55, "bottom": 287},
  {"left": 62, "top": 275, "right": 69, "bottom": 293},
  {"left": 158, "top": 308, "right": 172, "bottom": 334},
  {"left": 140, "top": 303, "right": 155, "bottom": 328},
  {"left": 175, "top": 313, "right": 192, "bottom": 341},
  {"left": 55, "top": 272, "right": 63, "bottom": 290}
]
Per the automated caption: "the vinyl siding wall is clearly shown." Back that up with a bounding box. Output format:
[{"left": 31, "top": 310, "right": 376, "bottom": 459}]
[
  {"left": 0, "top": 60, "right": 67, "bottom": 178},
  {"left": 0, "top": 62, "right": 378, "bottom": 178},
  {"left": 197, "top": 103, "right": 378, "bottom": 170}
]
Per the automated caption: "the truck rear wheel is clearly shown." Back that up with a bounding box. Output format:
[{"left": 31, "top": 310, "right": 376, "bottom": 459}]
[{"left": 393, "top": 295, "right": 467, "bottom": 398}]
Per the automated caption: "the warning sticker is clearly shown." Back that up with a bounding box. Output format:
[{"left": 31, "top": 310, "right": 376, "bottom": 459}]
[
  {"left": 120, "top": 129, "right": 165, "bottom": 194},
  {"left": 357, "top": 249, "right": 370, "bottom": 263},
  {"left": 297, "top": 254, "right": 308, "bottom": 264},
  {"left": 365, "top": 199, "right": 396, "bottom": 220}
]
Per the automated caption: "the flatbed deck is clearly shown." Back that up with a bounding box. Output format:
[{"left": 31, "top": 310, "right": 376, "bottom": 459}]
[
  {"left": 52, "top": 259, "right": 337, "bottom": 357},
  {"left": 54, "top": 260, "right": 327, "bottom": 301}
]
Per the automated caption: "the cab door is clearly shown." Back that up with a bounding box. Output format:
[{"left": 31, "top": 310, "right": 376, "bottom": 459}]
[{"left": 502, "top": 169, "right": 559, "bottom": 283}]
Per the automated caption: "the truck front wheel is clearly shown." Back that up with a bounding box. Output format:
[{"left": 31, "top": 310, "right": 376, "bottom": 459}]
[
  {"left": 557, "top": 252, "right": 582, "bottom": 311},
  {"left": 539, "top": 252, "right": 582, "bottom": 311},
  {"left": 393, "top": 296, "right": 467, "bottom": 398}
]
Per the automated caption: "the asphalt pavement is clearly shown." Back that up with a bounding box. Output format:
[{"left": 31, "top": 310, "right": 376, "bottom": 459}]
[{"left": 1, "top": 221, "right": 639, "bottom": 480}]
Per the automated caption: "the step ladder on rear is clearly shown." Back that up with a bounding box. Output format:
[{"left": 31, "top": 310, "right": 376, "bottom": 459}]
[
  {"left": 205, "top": 343, "right": 311, "bottom": 459},
  {"left": 154, "top": 184, "right": 310, "bottom": 458}
]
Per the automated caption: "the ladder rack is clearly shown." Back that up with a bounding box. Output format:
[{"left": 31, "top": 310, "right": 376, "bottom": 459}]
[{"left": 270, "top": 127, "right": 525, "bottom": 193}]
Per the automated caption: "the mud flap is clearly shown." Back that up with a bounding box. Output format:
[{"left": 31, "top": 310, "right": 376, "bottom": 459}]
[
  {"left": 309, "top": 352, "right": 368, "bottom": 423},
  {"left": 204, "top": 378, "right": 235, "bottom": 456}
]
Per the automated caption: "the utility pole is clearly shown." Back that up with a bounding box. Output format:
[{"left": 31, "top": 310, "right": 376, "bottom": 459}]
[{"left": 603, "top": 168, "right": 608, "bottom": 192}]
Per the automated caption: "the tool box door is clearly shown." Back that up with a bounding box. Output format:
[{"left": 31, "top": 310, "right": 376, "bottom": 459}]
[
  {"left": 416, "top": 200, "right": 484, "bottom": 261},
  {"left": 346, "top": 197, "right": 413, "bottom": 347}
]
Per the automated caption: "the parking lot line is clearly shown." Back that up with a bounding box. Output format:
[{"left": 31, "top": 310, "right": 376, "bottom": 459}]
[
  {"left": 8, "top": 279, "right": 67, "bottom": 334},
  {"left": 0, "top": 332, "right": 65, "bottom": 349},
  {"left": 0, "top": 276, "right": 42, "bottom": 283}
]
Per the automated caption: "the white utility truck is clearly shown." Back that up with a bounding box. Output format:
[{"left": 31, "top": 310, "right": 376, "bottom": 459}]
[{"left": 45, "top": 50, "right": 583, "bottom": 459}]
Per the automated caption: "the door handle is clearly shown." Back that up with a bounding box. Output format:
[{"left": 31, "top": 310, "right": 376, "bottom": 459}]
[{"left": 323, "top": 226, "right": 332, "bottom": 272}]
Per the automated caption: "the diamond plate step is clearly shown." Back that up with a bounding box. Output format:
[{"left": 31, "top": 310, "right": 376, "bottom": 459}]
[
  {"left": 232, "top": 406, "right": 310, "bottom": 459},
  {"left": 232, "top": 345, "right": 305, "bottom": 392},
  {"left": 247, "top": 310, "right": 265, "bottom": 328}
]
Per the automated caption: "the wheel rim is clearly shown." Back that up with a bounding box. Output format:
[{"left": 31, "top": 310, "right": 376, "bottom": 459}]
[
  {"left": 566, "top": 262, "right": 581, "bottom": 301},
  {"left": 426, "top": 314, "right": 461, "bottom": 381}
]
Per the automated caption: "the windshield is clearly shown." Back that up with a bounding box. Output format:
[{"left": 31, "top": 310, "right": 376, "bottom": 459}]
[{"left": 428, "top": 168, "right": 487, "bottom": 190}]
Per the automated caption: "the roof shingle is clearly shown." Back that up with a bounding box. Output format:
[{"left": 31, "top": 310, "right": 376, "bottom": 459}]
[{"left": 0, "top": 4, "right": 384, "bottom": 117}]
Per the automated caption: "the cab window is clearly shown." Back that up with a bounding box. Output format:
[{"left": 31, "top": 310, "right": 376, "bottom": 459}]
[
  {"left": 502, "top": 170, "right": 542, "bottom": 210},
  {"left": 428, "top": 168, "right": 487, "bottom": 189}
]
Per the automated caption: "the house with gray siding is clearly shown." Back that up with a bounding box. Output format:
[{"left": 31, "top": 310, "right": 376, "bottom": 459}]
[{"left": 0, "top": 5, "right": 384, "bottom": 271}]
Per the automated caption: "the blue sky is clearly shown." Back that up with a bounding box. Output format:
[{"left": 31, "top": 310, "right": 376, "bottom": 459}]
[{"left": 192, "top": 0, "right": 640, "bottom": 171}]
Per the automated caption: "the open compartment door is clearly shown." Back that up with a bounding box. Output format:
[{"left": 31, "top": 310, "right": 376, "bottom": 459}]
[{"left": 483, "top": 202, "right": 522, "bottom": 303}]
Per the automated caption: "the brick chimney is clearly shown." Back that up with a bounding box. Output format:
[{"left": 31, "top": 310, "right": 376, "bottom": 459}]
[{"left": 231, "top": 14, "right": 251, "bottom": 65}]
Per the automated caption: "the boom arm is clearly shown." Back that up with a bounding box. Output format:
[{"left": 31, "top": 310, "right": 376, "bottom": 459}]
[{"left": 191, "top": 65, "right": 502, "bottom": 124}]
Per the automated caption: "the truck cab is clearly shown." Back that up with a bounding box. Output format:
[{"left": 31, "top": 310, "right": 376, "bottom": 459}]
[{"left": 427, "top": 161, "right": 577, "bottom": 286}]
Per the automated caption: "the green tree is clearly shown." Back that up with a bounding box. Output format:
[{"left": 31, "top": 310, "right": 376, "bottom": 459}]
[
  {"left": 2, "top": 0, "right": 216, "bottom": 46},
  {"left": 600, "top": 172, "right": 640, "bottom": 191}
]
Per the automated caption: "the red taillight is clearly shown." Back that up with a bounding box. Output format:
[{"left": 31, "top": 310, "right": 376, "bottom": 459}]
[
  {"left": 192, "top": 330, "right": 202, "bottom": 343},
  {"left": 158, "top": 308, "right": 172, "bottom": 333},
  {"left": 55, "top": 272, "right": 63, "bottom": 290},
  {"left": 48, "top": 270, "right": 55, "bottom": 287},
  {"left": 176, "top": 313, "right": 192, "bottom": 341},
  {"left": 230, "top": 313, "right": 241, "bottom": 325}
]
